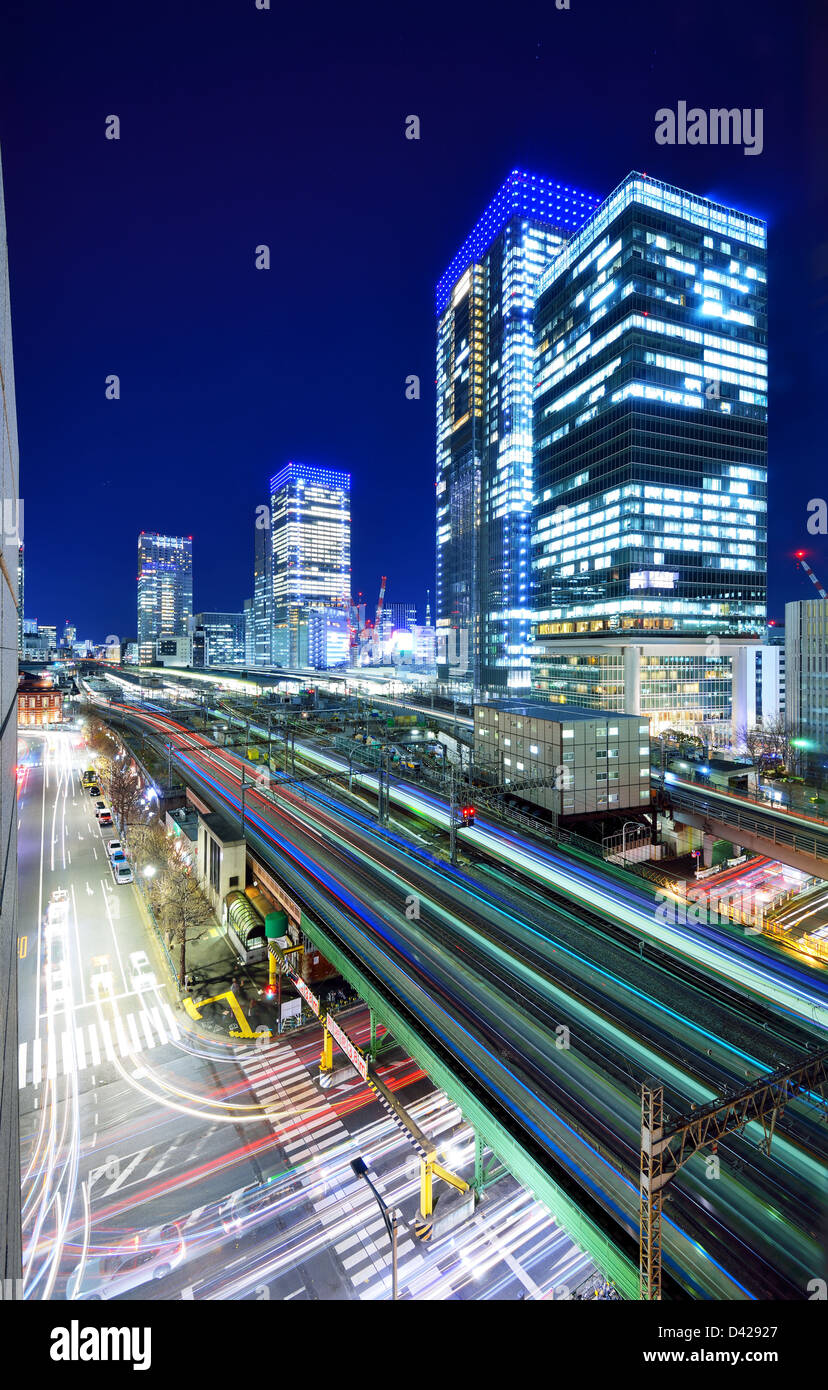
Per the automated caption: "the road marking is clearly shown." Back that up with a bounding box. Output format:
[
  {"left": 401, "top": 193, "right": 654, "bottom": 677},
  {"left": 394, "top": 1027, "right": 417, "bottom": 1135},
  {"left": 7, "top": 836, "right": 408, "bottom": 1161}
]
[
  {"left": 46, "top": 1032, "right": 58, "bottom": 1079},
  {"left": 85, "top": 882, "right": 94, "bottom": 896},
  {"left": 88, "top": 1024, "right": 101, "bottom": 1067},
  {"left": 31, "top": 1037, "right": 42, "bottom": 1085},
  {"left": 99, "top": 1018, "right": 116, "bottom": 1061},
  {"left": 113, "top": 1012, "right": 131, "bottom": 1056},
  {"left": 61, "top": 1029, "right": 74, "bottom": 1075},
  {"left": 126, "top": 1013, "right": 142, "bottom": 1052},
  {"left": 74, "top": 1027, "right": 87, "bottom": 1070},
  {"left": 138, "top": 1012, "right": 155, "bottom": 1048},
  {"left": 18, "top": 1043, "right": 26, "bottom": 1089},
  {"left": 17, "top": 936, "right": 26, "bottom": 959},
  {"left": 161, "top": 1004, "right": 180, "bottom": 1039},
  {"left": 149, "top": 1007, "right": 168, "bottom": 1045},
  {"left": 103, "top": 1146, "right": 151, "bottom": 1196}
]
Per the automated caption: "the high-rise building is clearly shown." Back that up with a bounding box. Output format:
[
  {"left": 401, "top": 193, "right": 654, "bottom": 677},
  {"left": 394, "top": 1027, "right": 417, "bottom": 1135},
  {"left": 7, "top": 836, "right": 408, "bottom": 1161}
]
[
  {"left": 308, "top": 608, "right": 350, "bottom": 669},
  {"left": 785, "top": 599, "right": 828, "bottom": 774},
  {"left": 253, "top": 515, "right": 272, "bottom": 667},
  {"left": 384, "top": 601, "right": 417, "bottom": 635},
  {"left": 243, "top": 597, "right": 254, "bottom": 666},
  {"left": 532, "top": 173, "right": 767, "bottom": 659},
  {"left": 435, "top": 170, "right": 601, "bottom": 697},
  {"left": 269, "top": 462, "right": 350, "bottom": 667},
  {"left": 0, "top": 143, "right": 21, "bottom": 1281},
  {"left": 191, "top": 611, "right": 246, "bottom": 667},
  {"left": 137, "top": 533, "right": 193, "bottom": 663}
]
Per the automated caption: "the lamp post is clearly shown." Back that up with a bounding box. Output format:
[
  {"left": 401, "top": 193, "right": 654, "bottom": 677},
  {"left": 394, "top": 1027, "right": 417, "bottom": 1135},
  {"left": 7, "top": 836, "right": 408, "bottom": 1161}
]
[{"left": 350, "top": 1156, "right": 398, "bottom": 1300}]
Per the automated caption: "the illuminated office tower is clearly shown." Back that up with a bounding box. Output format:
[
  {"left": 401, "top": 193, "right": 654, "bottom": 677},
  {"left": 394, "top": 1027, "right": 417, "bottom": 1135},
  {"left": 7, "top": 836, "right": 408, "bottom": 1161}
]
[
  {"left": 253, "top": 515, "right": 272, "bottom": 666},
  {"left": 137, "top": 533, "right": 193, "bottom": 663},
  {"left": 269, "top": 462, "right": 350, "bottom": 667},
  {"left": 786, "top": 599, "right": 828, "bottom": 775},
  {"left": 435, "top": 170, "right": 601, "bottom": 697},
  {"left": 532, "top": 172, "right": 767, "bottom": 664}
]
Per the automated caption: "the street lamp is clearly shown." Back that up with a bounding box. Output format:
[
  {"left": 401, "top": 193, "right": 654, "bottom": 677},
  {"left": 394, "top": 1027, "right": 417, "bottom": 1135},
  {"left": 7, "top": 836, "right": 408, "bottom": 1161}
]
[
  {"left": 142, "top": 864, "right": 157, "bottom": 879},
  {"left": 350, "top": 1156, "right": 399, "bottom": 1300}
]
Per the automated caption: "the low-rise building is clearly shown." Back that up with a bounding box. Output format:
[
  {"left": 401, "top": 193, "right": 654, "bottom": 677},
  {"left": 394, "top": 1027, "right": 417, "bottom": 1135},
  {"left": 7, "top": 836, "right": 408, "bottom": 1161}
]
[
  {"left": 474, "top": 700, "right": 650, "bottom": 817},
  {"left": 18, "top": 676, "right": 63, "bottom": 727}
]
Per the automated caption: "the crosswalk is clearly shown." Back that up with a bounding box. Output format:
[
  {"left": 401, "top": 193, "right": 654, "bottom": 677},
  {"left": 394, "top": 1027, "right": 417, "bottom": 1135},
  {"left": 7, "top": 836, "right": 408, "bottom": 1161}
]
[
  {"left": 19, "top": 1004, "right": 181, "bottom": 1088},
  {"left": 239, "top": 1042, "right": 426, "bottom": 1298}
]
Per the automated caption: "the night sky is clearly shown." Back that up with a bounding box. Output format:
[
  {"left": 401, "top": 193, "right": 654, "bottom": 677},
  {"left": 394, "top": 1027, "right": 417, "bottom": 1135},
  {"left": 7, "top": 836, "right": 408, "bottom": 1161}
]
[{"left": 1, "top": 0, "right": 826, "bottom": 642}]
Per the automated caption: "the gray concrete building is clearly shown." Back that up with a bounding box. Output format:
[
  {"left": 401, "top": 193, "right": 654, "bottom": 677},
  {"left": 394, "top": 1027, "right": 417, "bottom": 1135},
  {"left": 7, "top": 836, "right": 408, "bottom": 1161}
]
[
  {"left": 785, "top": 598, "right": 828, "bottom": 774},
  {"left": 474, "top": 700, "right": 650, "bottom": 817}
]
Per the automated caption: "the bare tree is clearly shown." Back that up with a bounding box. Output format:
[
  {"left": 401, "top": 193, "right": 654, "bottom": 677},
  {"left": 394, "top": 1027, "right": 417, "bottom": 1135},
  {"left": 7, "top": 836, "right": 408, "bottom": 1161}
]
[
  {"left": 106, "top": 756, "right": 144, "bottom": 831},
  {"left": 156, "top": 868, "right": 214, "bottom": 984}
]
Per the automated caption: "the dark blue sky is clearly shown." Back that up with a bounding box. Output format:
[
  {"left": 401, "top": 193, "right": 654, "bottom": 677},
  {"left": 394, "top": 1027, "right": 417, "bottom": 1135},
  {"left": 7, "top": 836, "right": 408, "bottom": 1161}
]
[{"left": 1, "top": 0, "right": 826, "bottom": 640}]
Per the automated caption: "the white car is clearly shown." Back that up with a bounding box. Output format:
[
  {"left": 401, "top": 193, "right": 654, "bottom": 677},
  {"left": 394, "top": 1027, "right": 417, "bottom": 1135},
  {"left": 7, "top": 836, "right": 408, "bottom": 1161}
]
[
  {"left": 65, "top": 1223, "right": 186, "bottom": 1299},
  {"left": 106, "top": 840, "right": 124, "bottom": 859},
  {"left": 111, "top": 860, "right": 133, "bottom": 885},
  {"left": 129, "top": 951, "right": 156, "bottom": 992}
]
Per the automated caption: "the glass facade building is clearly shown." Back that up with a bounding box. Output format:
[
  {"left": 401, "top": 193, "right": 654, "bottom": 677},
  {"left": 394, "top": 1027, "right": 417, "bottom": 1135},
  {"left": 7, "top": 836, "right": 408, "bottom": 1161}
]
[
  {"left": 532, "top": 173, "right": 767, "bottom": 651},
  {"left": 192, "top": 611, "right": 246, "bottom": 667},
  {"left": 269, "top": 462, "right": 351, "bottom": 667},
  {"left": 253, "top": 516, "right": 272, "bottom": 666},
  {"left": 435, "top": 171, "right": 601, "bottom": 697},
  {"left": 137, "top": 533, "right": 193, "bottom": 663}
]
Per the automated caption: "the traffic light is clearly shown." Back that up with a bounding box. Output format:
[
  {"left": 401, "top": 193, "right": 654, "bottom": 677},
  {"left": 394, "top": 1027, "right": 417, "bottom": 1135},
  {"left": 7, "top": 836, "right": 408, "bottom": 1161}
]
[{"left": 460, "top": 805, "right": 476, "bottom": 827}]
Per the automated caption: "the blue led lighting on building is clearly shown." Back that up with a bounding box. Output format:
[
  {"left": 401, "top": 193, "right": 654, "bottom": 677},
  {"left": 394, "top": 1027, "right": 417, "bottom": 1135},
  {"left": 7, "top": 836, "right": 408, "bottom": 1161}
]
[{"left": 435, "top": 169, "right": 601, "bottom": 314}]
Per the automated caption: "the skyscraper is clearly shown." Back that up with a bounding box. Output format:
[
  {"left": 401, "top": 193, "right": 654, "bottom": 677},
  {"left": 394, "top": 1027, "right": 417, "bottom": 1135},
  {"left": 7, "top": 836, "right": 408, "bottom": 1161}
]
[
  {"left": 532, "top": 173, "right": 767, "bottom": 648},
  {"left": 785, "top": 598, "right": 828, "bottom": 774},
  {"left": 0, "top": 143, "right": 21, "bottom": 1282},
  {"left": 435, "top": 170, "right": 601, "bottom": 697},
  {"left": 269, "top": 462, "right": 350, "bottom": 667},
  {"left": 137, "top": 533, "right": 193, "bottom": 663},
  {"left": 253, "top": 513, "right": 272, "bottom": 666}
]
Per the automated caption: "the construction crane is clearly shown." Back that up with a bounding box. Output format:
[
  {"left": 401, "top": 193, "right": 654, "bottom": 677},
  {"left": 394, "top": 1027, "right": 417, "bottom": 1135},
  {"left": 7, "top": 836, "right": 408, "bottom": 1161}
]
[
  {"left": 795, "top": 551, "right": 828, "bottom": 599},
  {"left": 639, "top": 1046, "right": 828, "bottom": 1300},
  {"left": 374, "top": 575, "right": 387, "bottom": 631}
]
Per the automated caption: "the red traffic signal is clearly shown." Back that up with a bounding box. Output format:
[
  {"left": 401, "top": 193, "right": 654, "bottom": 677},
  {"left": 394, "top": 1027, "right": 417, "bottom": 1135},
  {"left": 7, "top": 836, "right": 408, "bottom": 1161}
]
[{"left": 460, "top": 805, "right": 476, "bottom": 826}]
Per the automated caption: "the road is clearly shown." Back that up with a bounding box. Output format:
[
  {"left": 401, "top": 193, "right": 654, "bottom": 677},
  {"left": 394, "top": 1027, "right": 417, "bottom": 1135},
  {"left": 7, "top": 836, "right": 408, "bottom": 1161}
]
[
  {"left": 18, "top": 728, "right": 579, "bottom": 1301},
  {"left": 96, "top": 699, "right": 828, "bottom": 1300}
]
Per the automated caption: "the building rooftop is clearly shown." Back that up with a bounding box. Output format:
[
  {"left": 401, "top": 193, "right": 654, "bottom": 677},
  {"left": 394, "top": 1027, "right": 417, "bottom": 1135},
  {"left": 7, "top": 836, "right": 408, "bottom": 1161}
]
[
  {"left": 477, "top": 700, "right": 641, "bottom": 724},
  {"left": 199, "top": 811, "right": 244, "bottom": 844},
  {"left": 435, "top": 169, "right": 600, "bottom": 314}
]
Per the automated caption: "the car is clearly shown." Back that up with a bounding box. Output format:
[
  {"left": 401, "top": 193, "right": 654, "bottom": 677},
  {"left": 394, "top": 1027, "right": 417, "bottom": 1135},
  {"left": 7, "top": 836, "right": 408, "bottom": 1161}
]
[
  {"left": 106, "top": 840, "right": 124, "bottom": 859},
  {"left": 88, "top": 785, "right": 101, "bottom": 798},
  {"left": 111, "top": 861, "right": 133, "bottom": 885},
  {"left": 98, "top": 811, "right": 113, "bottom": 827},
  {"left": 94, "top": 800, "right": 106, "bottom": 815},
  {"left": 65, "top": 1223, "right": 186, "bottom": 1300},
  {"left": 128, "top": 950, "right": 156, "bottom": 991}
]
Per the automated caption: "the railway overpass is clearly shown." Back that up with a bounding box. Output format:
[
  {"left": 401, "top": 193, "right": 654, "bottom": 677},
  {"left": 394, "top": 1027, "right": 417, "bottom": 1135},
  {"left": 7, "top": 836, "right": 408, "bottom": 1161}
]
[{"left": 659, "top": 776, "right": 828, "bottom": 877}]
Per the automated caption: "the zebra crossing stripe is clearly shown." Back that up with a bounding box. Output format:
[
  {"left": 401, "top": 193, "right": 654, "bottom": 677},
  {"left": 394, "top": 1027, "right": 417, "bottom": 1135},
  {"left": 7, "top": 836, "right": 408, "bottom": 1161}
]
[
  {"left": 113, "top": 1013, "right": 131, "bottom": 1056},
  {"left": 99, "top": 1019, "right": 116, "bottom": 1061},
  {"left": 74, "top": 1027, "right": 87, "bottom": 1070},
  {"left": 139, "top": 1012, "right": 155, "bottom": 1048},
  {"left": 32, "top": 1037, "right": 42, "bottom": 1086},
  {"left": 61, "top": 1029, "right": 74, "bottom": 1074},
  {"left": 126, "top": 1014, "right": 142, "bottom": 1052},
  {"left": 46, "top": 1032, "right": 58, "bottom": 1079},
  {"left": 162, "top": 1004, "right": 180, "bottom": 1040},
  {"left": 18, "top": 1043, "right": 26, "bottom": 1089},
  {"left": 150, "top": 1007, "right": 168, "bottom": 1045},
  {"left": 88, "top": 1023, "right": 101, "bottom": 1066}
]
